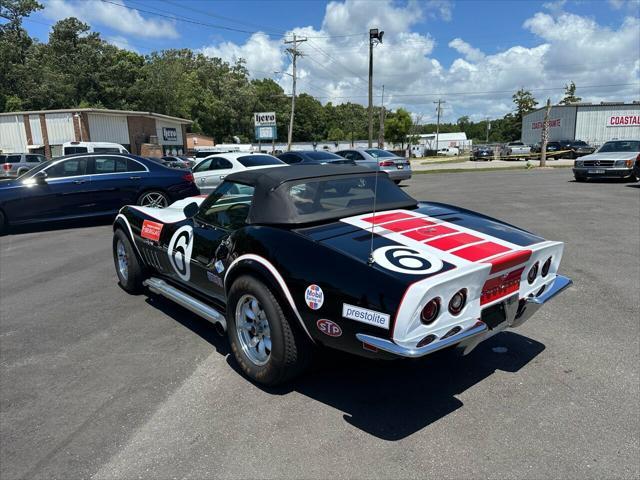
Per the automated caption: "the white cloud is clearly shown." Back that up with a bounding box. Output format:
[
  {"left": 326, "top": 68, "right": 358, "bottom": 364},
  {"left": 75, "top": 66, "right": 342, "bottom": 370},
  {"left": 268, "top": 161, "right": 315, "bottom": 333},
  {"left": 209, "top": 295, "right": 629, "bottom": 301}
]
[
  {"left": 43, "top": 0, "right": 179, "bottom": 39},
  {"left": 106, "top": 35, "right": 138, "bottom": 52},
  {"left": 199, "top": 1, "right": 640, "bottom": 122},
  {"left": 448, "top": 38, "right": 484, "bottom": 62},
  {"left": 200, "top": 33, "right": 285, "bottom": 78}
]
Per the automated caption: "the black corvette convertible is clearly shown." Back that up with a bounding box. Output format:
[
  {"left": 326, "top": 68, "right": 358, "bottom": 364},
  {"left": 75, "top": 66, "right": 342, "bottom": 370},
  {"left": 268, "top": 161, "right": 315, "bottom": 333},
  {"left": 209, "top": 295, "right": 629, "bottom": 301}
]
[{"left": 113, "top": 165, "right": 571, "bottom": 385}]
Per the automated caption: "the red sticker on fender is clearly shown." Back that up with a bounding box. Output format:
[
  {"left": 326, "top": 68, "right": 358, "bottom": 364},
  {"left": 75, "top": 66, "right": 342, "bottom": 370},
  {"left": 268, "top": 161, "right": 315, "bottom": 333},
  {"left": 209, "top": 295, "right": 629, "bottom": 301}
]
[{"left": 141, "top": 220, "right": 163, "bottom": 242}]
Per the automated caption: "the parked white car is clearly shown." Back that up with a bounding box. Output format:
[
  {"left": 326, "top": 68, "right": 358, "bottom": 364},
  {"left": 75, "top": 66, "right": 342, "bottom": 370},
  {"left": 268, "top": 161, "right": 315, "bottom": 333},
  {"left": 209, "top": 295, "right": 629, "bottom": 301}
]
[
  {"left": 193, "top": 152, "right": 286, "bottom": 193},
  {"left": 62, "top": 141, "right": 128, "bottom": 156}
]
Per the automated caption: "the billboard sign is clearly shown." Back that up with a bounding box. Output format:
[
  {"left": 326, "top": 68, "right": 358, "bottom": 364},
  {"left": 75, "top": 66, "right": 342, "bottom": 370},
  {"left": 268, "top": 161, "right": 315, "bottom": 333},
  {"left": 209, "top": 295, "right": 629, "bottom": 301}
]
[
  {"left": 532, "top": 119, "right": 561, "bottom": 130},
  {"left": 255, "top": 126, "right": 277, "bottom": 140}
]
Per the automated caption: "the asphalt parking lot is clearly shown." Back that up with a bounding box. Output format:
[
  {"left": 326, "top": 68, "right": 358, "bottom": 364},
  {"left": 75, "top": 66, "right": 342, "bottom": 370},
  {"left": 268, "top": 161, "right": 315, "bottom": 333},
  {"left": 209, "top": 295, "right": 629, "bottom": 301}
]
[{"left": 1, "top": 169, "right": 638, "bottom": 479}]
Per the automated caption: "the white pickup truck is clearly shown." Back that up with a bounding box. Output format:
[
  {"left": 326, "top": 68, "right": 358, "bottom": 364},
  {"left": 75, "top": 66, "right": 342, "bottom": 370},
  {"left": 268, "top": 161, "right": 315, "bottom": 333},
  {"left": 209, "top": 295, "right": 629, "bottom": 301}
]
[{"left": 501, "top": 141, "right": 531, "bottom": 159}]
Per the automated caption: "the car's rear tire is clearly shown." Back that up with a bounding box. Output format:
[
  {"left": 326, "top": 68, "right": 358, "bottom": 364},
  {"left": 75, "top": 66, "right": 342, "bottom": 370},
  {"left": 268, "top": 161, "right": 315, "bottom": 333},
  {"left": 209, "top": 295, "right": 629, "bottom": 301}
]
[
  {"left": 227, "top": 275, "right": 312, "bottom": 386},
  {"left": 16, "top": 168, "right": 29, "bottom": 176},
  {"left": 137, "top": 190, "right": 169, "bottom": 208},
  {"left": 113, "top": 228, "right": 144, "bottom": 293},
  {"left": 393, "top": 180, "right": 401, "bottom": 185},
  {"left": 574, "top": 174, "right": 587, "bottom": 182}
]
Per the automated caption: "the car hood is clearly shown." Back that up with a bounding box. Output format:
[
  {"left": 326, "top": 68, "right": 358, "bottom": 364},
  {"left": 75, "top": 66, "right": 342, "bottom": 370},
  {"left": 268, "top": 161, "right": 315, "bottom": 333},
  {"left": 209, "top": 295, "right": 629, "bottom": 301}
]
[{"left": 580, "top": 151, "right": 639, "bottom": 161}]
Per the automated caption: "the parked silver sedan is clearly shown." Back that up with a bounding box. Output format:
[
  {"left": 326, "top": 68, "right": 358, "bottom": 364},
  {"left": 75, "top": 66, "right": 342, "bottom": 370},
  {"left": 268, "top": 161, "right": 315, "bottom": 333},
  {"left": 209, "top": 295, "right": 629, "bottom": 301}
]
[
  {"left": 193, "top": 152, "right": 286, "bottom": 194},
  {"left": 335, "top": 148, "right": 412, "bottom": 184},
  {"left": 573, "top": 140, "right": 640, "bottom": 182},
  {"left": 1, "top": 153, "right": 46, "bottom": 177}
]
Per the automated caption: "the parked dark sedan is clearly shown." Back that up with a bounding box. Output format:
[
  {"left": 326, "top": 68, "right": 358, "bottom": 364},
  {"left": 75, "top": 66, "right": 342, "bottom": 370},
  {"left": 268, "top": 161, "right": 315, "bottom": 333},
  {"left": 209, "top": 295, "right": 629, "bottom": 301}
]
[
  {"left": 0, "top": 153, "right": 199, "bottom": 233},
  {"left": 558, "top": 140, "right": 596, "bottom": 159},
  {"left": 470, "top": 146, "right": 494, "bottom": 161},
  {"left": 277, "top": 150, "right": 356, "bottom": 165},
  {"left": 160, "top": 155, "right": 195, "bottom": 169},
  {"left": 530, "top": 141, "right": 563, "bottom": 159}
]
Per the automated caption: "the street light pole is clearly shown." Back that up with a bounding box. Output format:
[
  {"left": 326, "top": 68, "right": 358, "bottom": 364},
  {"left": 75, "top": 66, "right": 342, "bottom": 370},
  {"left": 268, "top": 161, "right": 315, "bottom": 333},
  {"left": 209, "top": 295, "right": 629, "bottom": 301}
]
[{"left": 434, "top": 99, "right": 445, "bottom": 153}]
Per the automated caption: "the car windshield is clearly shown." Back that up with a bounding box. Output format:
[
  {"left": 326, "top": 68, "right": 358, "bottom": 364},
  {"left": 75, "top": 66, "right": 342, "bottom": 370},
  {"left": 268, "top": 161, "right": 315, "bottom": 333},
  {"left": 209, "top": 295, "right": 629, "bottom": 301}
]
[
  {"left": 365, "top": 149, "right": 395, "bottom": 158},
  {"left": 598, "top": 141, "right": 640, "bottom": 152},
  {"left": 237, "top": 155, "right": 283, "bottom": 167},
  {"left": 281, "top": 173, "right": 416, "bottom": 223},
  {"left": 304, "top": 151, "right": 343, "bottom": 160},
  {"left": 17, "top": 159, "right": 53, "bottom": 178}
]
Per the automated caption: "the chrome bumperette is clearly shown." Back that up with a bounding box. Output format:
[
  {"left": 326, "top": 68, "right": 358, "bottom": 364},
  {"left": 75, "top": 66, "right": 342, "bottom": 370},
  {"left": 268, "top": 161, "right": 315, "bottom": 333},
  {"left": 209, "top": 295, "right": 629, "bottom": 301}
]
[
  {"left": 143, "top": 277, "right": 227, "bottom": 331},
  {"left": 356, "top": 322, "right": 488, "bottom": 358},
  {"left": 356, "top": 274, "right": 572, "bottom": 359}
]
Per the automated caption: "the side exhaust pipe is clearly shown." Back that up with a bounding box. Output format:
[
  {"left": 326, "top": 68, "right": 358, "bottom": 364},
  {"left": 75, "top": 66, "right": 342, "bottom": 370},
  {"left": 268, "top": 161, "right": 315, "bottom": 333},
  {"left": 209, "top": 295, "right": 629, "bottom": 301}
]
[{"left": 143, "top": 277, "right": 227, "bottom": 333}]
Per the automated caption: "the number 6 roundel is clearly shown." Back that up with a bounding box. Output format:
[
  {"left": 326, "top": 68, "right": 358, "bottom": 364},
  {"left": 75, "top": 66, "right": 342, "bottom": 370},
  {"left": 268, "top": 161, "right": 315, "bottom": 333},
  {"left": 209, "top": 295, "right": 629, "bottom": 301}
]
[
  {"left": 168, "top": 225, "right": 194, "bottom": 281},
  {"left": 372, "top": 246, "right": 443, "bottom": 275}
]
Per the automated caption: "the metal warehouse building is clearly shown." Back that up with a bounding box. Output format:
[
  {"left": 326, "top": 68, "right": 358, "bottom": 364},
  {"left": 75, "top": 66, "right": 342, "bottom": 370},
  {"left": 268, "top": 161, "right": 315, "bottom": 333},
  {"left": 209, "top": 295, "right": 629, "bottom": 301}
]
[
  {"left": 0, "top": 108, "right": 192, "bottom": 158},
  {"left": 522, "top": 102, "right": 640, "bottom": 147}
]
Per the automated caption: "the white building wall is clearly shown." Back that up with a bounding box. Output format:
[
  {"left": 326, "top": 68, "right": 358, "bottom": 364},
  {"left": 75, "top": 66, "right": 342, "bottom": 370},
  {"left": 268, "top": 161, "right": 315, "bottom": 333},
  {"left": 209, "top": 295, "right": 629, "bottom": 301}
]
[
  {"left": 45, "top": 113, "right": 75, "bottom": 144},
  {"left": 574, "top": 104, "right": 640, "bottom": 146},
  {"left": 522, "top": 106, "right": 577, "bottom": 145},
  {"left": 0, "top": 115, "right": 27, "bottom": 153},
  {"left": 29, "top": 115, "right": 43, "bottom": 145},
  {"left": 87, "top": 113, "right": 130, "bottom": 143}
]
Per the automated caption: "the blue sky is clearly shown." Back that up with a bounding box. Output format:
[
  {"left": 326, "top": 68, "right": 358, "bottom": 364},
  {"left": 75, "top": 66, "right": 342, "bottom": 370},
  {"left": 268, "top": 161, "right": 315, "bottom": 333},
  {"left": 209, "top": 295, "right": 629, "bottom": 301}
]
[{"left": 20, "top": 0, "right": 640, "bottom": 122}]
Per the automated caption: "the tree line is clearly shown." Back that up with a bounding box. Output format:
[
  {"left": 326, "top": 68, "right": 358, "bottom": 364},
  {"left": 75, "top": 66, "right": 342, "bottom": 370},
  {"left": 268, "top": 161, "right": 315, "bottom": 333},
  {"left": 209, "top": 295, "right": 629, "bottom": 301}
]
[{"left": 1, "top": 0, "right": 582, "bottom": 145}]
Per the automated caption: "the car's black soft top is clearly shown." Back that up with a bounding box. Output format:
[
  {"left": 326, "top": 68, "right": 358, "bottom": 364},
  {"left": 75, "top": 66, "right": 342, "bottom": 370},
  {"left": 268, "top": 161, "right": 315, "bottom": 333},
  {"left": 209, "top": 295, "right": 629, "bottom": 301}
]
[
  {"left": 226, "top": 164, "right": 371, "bottom": 189},
  {"left": 223, "top": 165, "right": 417, "bottom": 225}
]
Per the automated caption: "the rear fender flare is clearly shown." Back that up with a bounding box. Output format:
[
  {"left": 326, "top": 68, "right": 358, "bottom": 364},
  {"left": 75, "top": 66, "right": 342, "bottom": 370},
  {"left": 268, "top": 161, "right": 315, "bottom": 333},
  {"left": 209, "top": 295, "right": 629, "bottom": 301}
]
[
  {"left": 224, "top": 254, "right": 315, "bottom": 342},
  {"left": 113, "top": 214, "right": 144, "bottom": 262}
]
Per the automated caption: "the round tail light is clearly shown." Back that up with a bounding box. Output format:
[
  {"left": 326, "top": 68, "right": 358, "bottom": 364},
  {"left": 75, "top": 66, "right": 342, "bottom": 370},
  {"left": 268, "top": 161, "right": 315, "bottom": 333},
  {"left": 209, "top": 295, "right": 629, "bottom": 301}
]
[
  {"left": 541, "top": 257, "right": 552, "bottom": 277},
  {"left": 527, "top": 262, "right": 539, "bottom": 284},
  {"left": 420, "top": 298, "right": 440, "bottom": 325},
  {"left": 448, "top": 289, "right": 467, "bottom": 315}
]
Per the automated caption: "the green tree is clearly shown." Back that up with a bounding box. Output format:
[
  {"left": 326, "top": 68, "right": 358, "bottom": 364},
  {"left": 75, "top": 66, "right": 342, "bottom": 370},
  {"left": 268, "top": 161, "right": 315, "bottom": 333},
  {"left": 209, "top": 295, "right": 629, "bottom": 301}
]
[
  {"left": 0, "top": 0, "right": 43, "bottom": 110},
  {"left": 559, "top": 81, "right": 581, "bottom": 105},
  {"left": 385, "top": 108, "right": 413, "bottom": 148},
  {"left": 510, "top": 88, "right": 538, "bottom": 140},
  {"left": 326, "top": 126, "right": 345, "bottom": 141}
]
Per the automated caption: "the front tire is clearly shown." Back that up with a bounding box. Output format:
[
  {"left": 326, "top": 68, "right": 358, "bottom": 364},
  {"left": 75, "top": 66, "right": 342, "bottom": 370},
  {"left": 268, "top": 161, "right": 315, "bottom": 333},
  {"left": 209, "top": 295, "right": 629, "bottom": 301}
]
[
  {"left": 227, "top": 275, "right": 312, "bottom": 386},
  {"left": 393, "top": 180, "right": 401, "bottom": 185},
  {"left": 113, "top": 229, "right": 144, "bottom": 293},
  {"left": 137, "top": 190, "right": 169, "bottom": 208}
]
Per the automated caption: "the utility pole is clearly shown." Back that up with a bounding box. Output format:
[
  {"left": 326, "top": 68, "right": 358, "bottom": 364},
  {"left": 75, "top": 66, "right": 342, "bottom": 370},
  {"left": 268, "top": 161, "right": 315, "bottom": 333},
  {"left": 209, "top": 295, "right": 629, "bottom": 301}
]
[
  {"left": 434, "top": 99, "right": 445, "bottom": 153},
  {"left": 284, "top": 34, "right": 306, "bottom": 151},
  {"left": 485, "top": 117, "right": 490, "bottom": 143},
  {"left": 378, "top": 85, "right": 385, "bottom": 148},
  {"left": 540, "top": 98, "right": 551, "bottom": 167},
  {"left": 368, "top": 28, "right": 384, "bottom": 148}
]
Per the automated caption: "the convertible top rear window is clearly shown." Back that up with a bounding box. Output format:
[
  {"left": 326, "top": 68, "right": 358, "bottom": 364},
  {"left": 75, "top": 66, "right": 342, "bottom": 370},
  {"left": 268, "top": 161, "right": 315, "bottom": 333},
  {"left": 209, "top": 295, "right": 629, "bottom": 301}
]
[{"left": 278, "top": 174, "right": 416, "bottom": 224}]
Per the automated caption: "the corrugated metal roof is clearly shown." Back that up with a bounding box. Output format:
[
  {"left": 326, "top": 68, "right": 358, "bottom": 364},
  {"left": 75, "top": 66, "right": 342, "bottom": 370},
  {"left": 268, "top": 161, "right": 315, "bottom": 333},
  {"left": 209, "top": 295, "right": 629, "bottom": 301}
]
[{"left": 0, "top": 108, "right": 192, "bottom": 124}]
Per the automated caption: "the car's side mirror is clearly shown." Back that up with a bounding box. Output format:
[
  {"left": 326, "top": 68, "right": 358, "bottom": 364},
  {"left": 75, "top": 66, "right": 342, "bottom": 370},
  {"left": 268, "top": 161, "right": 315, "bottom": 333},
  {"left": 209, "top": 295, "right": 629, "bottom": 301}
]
[
  {"left": 33, "top": 171, "right": 47, "bottom": 184},
  {"left": 183, "top": 201, "right": 199, "bottom": 219}
]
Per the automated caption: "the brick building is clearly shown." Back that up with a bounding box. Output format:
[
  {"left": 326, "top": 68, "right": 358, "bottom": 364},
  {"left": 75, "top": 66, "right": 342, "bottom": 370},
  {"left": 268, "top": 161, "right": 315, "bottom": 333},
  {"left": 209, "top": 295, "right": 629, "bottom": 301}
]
[{"left": 0, "top": 108, "right": 192, "bottom": 158}]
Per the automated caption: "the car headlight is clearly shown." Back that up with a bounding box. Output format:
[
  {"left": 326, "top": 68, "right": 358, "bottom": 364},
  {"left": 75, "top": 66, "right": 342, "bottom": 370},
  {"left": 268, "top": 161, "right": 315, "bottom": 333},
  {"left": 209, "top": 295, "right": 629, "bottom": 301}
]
[
  {"left": 616, "top": 159, "right": 633, "bottom": 167},
  {"left": 575, "top": 160, "right": 584, "bottom": 167}
]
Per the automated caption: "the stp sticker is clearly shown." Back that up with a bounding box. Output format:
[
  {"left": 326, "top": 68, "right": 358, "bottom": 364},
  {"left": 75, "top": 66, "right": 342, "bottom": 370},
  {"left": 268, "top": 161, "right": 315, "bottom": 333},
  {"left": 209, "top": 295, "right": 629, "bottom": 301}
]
[
  {"left": 317, "top": 319, "right": 342, "bottom": 337},
  {"left": 141, "top": 220, "right": 163, "bottom": 242},
  {"left": 167, "top": 225, "right": 194, "bottom": 281},
  {"left": 305, "top": 284, "right": 324, "bottom": 310}
]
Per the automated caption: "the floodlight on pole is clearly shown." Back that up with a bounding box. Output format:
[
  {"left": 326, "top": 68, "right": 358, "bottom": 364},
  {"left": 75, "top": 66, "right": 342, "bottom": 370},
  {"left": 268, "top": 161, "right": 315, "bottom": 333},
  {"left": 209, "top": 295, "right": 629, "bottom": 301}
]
[{"left": 368, "top": 28, "right": 383, "bottom": 148}]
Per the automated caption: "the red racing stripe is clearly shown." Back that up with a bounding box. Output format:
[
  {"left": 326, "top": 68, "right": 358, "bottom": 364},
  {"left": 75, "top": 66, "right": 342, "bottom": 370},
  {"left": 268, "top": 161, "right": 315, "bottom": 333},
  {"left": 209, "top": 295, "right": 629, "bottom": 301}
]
[
  {"left": 361, "top": 212, "right": 413, "bottom": 224},
  {"left": 403, "top": 224, "right": 457, "bottom": 241},
  {"left": 427, "top": 232, "right": 482, "bottom": 250},
  {"left": 454, "top": 242, "right": 510, "bottom": 261},
  {"left": 487, "top": 250, "right": 532, "bottom": 274},
  {"left": 383, "top": 218, "right": 435, "bottom": 232}
]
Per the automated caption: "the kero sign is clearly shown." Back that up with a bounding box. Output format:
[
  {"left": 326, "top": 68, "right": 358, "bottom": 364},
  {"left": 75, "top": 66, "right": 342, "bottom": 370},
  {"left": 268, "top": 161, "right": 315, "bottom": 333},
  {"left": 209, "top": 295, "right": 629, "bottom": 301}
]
[
  {"left": 607, "top": 115, "right": 640, "bottom": 127},
  {"left": 254, "top": 112, "right": 277, "bottom": 140},
  {"left": 254, "top": 112, "right": 276, "bottom": 127}
]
